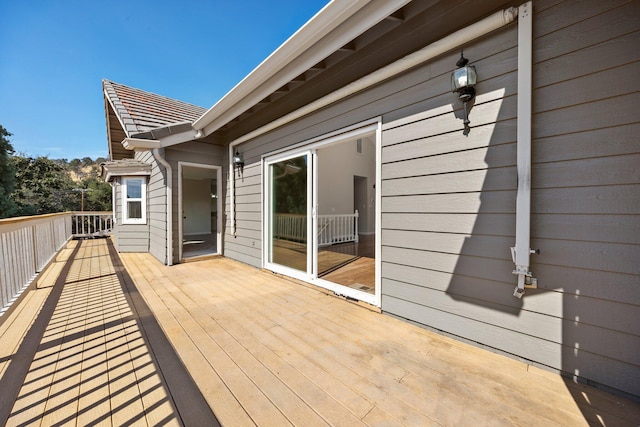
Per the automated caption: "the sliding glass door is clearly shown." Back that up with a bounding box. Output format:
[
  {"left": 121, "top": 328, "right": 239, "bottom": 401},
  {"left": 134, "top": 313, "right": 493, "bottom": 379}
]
[
  {"left": 263, "top": 123, "right": 379, "bottom": 306},
  {"left": 265, "top": 151, "right": 312, "bottom": 276}
]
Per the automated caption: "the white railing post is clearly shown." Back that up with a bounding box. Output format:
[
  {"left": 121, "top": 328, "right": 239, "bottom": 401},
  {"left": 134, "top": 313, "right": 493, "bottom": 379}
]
[{"left": 354, "top": 210, "right": 359, "bottom": 243}]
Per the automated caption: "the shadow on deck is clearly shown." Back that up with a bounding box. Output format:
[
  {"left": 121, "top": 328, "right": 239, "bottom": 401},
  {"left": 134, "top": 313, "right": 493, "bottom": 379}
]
[
  {"left": 0, "top": 239, "right": 218, "bottom": 426},
  {"left": 1, "top": 239, "right": 639, "bottom": 426}
]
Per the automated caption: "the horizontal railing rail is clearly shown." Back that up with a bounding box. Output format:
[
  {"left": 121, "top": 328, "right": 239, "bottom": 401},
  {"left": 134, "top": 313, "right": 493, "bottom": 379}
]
[
  {"left": 274, "top": 211, "right": 359, "bottom": 246},
  {"left": 274, "top": 213, "right": 307, "bottom": 242},
  {"left": 71, "top": 212, "right": 114, "bottom": 238},
  {"left": 0, "top": 211, "right": 113, "bottom": 317},
  {"left": 318, "top": 211, "right": 359, "bottom": 246}
]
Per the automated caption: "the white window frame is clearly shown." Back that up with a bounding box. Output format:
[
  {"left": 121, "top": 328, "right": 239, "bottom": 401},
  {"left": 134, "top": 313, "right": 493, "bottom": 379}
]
[{"left": 122, "top": 177, "right": 147, "bottom": 224}]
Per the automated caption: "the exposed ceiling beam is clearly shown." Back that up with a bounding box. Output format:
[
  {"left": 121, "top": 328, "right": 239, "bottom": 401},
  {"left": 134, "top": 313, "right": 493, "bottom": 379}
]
[
  {"left": 338, "top": 41, "right": 357, "bottom": 51},
  {"left": 386, "top": 9, "right": 404, "bottom": 22}
]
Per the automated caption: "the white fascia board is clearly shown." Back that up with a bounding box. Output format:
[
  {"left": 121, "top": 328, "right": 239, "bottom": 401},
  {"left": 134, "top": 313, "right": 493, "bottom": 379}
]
[
  {"left": 122, "top": 137, "right": 161, "bottom": 150},
  {"left": 194, "top": 0, "right": 411, "bottom": 136},
  {"left": 104, "top": 87, "right": 131, "bottom": 138},
  {"left": 157, "top": 128, "right": 201, "bottom": 148},
  {"left": 124, "top": 125, "right": 201, "bottom": 151},
  {"left": 104, "top": 96, "right": 115, "bottom": 160}
]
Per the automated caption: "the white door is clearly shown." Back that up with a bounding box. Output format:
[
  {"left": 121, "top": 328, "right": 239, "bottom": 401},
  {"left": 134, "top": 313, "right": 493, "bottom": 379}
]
[{"left": 264, "top": 150, "right": 313, "bottom": 279}]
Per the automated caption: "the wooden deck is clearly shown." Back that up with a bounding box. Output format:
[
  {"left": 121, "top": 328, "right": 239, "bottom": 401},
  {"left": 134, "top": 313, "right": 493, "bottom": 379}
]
[
  {"left": 0, "top": 239, "right": 217, "bottom": 426},
  {"left": 1, "top": 239, "right": 639, "bottom": 426}
]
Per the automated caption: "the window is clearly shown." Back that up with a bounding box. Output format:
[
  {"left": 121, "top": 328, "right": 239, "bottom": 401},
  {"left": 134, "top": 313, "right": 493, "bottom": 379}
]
[{"left": 122, "top": 177, "right": 146, "bottom": 224}]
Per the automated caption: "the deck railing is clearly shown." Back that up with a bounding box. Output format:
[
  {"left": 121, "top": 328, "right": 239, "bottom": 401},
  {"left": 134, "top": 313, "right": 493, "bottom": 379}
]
[
  {"left": 72, "top": 212, "right": 114, "bottom": 238},
  {"left": 274, "top": 213, "right": 308, "bottom": 242},
  {"left": 318, "top": 210, "right": 359, "bottom": 246},
  {"left": 0, "top": 211, "right": 113, "bottom": 316},
  {"left": 274, "top": 211, "right": 359, "bottom": 246}
]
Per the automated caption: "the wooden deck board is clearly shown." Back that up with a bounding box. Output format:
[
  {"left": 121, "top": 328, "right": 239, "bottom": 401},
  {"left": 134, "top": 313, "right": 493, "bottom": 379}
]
[
  {"left": 2, "top": 239, "right": 639, "bottom": 426},
  {"left": 0, "top": 239, "right": 212, "bottom": 427},
  {"left": 129, "top": 254, "right": 294, "bottom": 426},
  {"left": 0, "top": 289, "right": 49, "bottom": 379},
  {"left": 120, "top": 254, "right": 640, "bottom": 427},
  {"left": 149, "top": 256, "right": 367, "bottom": 426},
  {"left": 121, "top": 255, "right": 252, "bottom": 426},
  {"left": 209, "top": 271, "right": 438, "bottom": 425}
]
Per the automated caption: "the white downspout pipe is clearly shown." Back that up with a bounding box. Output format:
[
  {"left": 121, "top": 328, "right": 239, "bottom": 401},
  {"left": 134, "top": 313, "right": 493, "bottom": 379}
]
[
  {"left": 153, "top": 148, "right": 173, "bottom": 266},
  {"left": 226, "top": 5, "right": 519, "bottom": 236},
  {"left": 512, "top": 1, "right": 536, "bottom": 298}
]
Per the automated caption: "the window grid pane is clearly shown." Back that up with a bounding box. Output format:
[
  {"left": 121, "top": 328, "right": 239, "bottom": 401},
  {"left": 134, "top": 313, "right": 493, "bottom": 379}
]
[
  {"left": 127, "top": 201, "right": 142, "bottom": 219},
  {"left": 126, "top": 179, "right": 142, "bottom": 198},
  {"left": 123, "top": 177, "right": 146, "bottom": 223}
]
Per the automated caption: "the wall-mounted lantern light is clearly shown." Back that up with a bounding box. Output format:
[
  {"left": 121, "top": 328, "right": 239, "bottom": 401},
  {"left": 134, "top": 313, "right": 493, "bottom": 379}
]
[
  {"left": 233, "top": 151, "right": 244, "bottom": 177},
  {"left": 451, "top": 51, "right": 477, "bottom": 132}
]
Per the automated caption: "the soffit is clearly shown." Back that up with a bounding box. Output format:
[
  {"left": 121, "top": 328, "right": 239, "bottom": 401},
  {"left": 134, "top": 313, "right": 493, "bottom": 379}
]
[{"left": 216, "top": 0, "right": 518, "bottom": 142}]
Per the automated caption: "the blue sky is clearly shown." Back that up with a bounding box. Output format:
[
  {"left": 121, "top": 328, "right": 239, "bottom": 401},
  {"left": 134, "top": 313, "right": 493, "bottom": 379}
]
[{"left": 0, "top": 0, "right": 329, "bottom": 160}]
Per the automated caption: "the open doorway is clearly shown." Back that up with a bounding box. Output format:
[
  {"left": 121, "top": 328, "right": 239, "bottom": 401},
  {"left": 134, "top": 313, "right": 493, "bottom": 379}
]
[
  {"left": 316, "top": 137, "right": 376, "bottom": 295},
  {"left": 179, "top": 163, "right": 221, "bottom": 261}
]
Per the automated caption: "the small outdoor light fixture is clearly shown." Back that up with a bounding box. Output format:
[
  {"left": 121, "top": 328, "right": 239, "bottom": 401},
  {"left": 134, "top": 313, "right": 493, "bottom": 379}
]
[
  {"left": 233, "top": 150, "right": 244, "bottom": 177},
  {"left": 451, "top": 51, "right": 477, "bottom": 131}
]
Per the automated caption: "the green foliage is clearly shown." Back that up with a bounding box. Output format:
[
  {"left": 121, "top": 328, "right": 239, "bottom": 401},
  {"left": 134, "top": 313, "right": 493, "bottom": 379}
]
[
  {"left": 11, "top": 156, "right": 76, "bottom": 215},
  {"left": 9, "top": 156, "right": 113, "bottom": 215},
  {"left": 272, "top": 156, "right": 307, "bottom": 214},
  {"left": 78, "top": 176, "right": 112, "bottom": 212},
  {"left": 0, "top": 124, "right": 113, "bottom": 218},
  {"left": 0, "top": 125, "right": 18, "bottom": 218}
]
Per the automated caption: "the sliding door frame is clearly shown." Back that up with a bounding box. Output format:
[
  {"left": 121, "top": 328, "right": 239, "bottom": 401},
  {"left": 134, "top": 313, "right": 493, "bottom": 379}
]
[{"left": 261, "top": 118, "right": 382, "bottom": 306}]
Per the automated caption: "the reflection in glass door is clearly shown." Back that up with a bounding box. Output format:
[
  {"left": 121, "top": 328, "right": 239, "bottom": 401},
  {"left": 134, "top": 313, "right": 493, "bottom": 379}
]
[{"left": 267, "top": 153, "right": 310, "bottom": 273}]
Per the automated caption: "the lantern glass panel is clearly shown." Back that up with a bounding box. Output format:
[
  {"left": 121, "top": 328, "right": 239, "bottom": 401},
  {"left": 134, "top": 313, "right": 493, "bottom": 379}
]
[
  {"left": 466, "top": 65, "right": 477, "bottom": 86},
  {"left": 451, "top": 65, "right": 477, "bottom": 91}
]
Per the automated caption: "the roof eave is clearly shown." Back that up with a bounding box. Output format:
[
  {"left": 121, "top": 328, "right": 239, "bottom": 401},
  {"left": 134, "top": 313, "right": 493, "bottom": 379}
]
[
  {"left": 101, "top": 160, "right": 152, "bottom": 182},
  {"left": 122, "top": 137, "right": 161, "bottom": 151},
  {"left": 192, "top": 0, "right": 411, "bottom": 136}
]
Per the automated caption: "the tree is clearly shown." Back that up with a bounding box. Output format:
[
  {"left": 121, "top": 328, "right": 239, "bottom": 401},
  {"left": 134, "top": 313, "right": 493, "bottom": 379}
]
[
  {"left": 78, "top": 175, "right": 112, "bottom": 211},
  {"left": 273, "top": 157, "right": 307, "bottom": 214},
  {"left": 0, "top": 125, "right": 18, "bottom": 218},
  {"left": 11, "top": 156, "right": 76, "bottom": 215}
]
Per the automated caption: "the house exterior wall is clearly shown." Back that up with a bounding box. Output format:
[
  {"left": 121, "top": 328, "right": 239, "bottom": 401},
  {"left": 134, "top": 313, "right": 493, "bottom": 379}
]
[
  {"left": 380, "top": 0, "right": 640, "bottom": 398},
  {"left": 224, "top": 161, "right": 262, "bottom": 267},
  {"left": 134, "top": 150, "right": 167, "bottom": 263},
  {"left": 223, "top": 0, "right": 639, "bottom": 398},
  {"left": 111, "top": 176, "right": 150, "bottom": 253}
]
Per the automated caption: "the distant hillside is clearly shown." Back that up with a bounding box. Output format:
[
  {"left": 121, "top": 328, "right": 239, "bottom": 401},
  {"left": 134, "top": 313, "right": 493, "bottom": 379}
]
[
  {"left": 67, "top": 164, "right": 99, "bottom": 183},
  {"left": 50, "top": 157, "right": 107, "bottom": 184}
]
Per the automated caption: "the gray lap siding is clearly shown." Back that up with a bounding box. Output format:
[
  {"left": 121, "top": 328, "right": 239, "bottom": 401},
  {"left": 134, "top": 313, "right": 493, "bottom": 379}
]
[{"left": 223, "top": 0, "right": 639, "bottom": 398}]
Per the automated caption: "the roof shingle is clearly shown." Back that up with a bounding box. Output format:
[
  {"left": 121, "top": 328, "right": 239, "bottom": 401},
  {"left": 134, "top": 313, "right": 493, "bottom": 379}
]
[{"left": 103, "top": 79, "right": 206, "bottom": 137}]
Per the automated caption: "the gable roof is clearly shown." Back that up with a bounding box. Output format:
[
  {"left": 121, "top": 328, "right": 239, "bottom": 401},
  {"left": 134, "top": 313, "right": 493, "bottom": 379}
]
[{"left": 103, "top": 79, "right": 206, "bottom": 159}]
